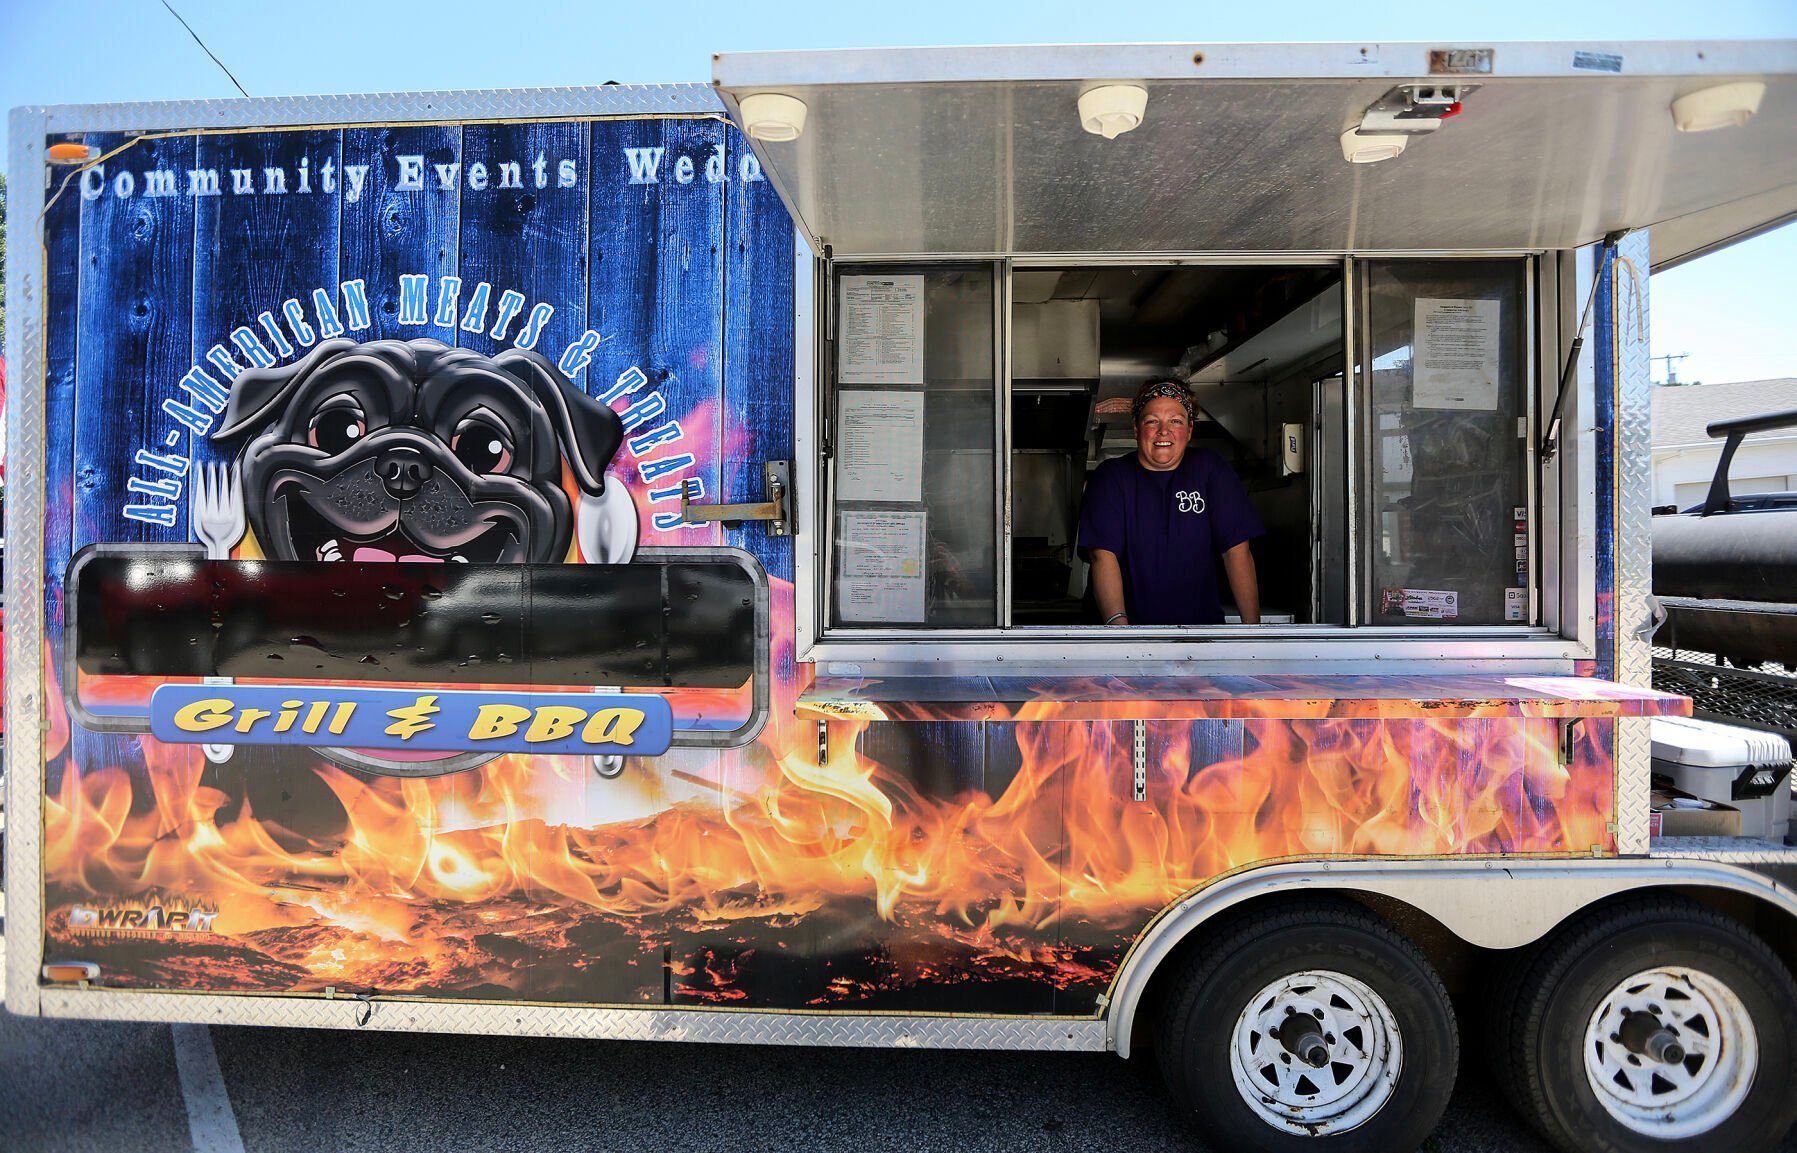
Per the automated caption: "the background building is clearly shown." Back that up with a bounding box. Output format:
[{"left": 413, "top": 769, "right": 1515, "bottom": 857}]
[{"left": 1651, "top": 378, "right": 1797, "bottom": 508}]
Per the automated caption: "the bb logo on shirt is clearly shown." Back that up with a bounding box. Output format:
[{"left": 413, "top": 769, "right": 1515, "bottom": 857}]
[{"left": 1175, "top": 490, "right": 1207, "bottom": 514}]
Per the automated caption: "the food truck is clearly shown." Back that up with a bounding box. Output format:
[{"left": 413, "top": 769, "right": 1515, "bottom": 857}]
[{"left": 7, "top": 39, "right": 1797, "bottom": 1153}]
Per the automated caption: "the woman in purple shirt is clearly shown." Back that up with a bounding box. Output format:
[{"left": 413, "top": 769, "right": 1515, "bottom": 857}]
[{"left": 1077, "top": 379, "right": 1265, "bottom": 626}]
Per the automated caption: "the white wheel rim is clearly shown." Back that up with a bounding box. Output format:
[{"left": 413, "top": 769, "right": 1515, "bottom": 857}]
[
  {"left": 1582, "top": 966, "right": 1759, "bottom": 1140},
  {"left": 1228, "top": 969, "right": 1404, "bottom": 1136}
]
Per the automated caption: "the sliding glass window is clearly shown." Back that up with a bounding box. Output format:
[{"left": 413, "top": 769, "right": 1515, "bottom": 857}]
[
  {"left": 1359, "top": 260, "right": 1533, "bottom": 627},
  {"left": 827, "top": 265, "right": 997, "bottom": 628}
]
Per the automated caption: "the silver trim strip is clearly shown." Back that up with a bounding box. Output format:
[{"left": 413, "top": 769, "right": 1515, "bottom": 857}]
[
  {"left": 793, "top": 241, "right": 821, "bottom": 656},
  {"left": 32, "top": 992, "right": 1106, "bottom": 1051},
  {"left": 1342, "top": 257, "right": 1360, "bottom": 627},
  {"left": 716, "top": 40, "right": 1797, "bottom": 88},
  {"left": 22, "top": 85, "right": 724, "bottom": 135},
  {"left": 998, "top": 259, "right": 1013, "bottom": 630},
  {"left": 6, "top": 107, "right": 51, "bottom": 1018},
  {"left": 1613, "top": 230, "right": 1657, "bottom": 853}
]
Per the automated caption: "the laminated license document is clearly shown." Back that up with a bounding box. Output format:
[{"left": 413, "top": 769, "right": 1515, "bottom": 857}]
[
  {"left": 838, "top": 510, "right": 927, "bottom": 623},
  {"left": 838, "top": 389, "right": 925, "bottom": 502},
  {"left": 839, "top": 275, "right": 925, "bottom": 384},
  {"left": 1413, "top": 297, "right": 1501, "bottom": 410}
]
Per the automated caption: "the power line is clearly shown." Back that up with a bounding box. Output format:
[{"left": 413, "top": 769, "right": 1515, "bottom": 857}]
[
  {"left": 1654, "top": 352, "right": 1691, "bottom": 384},
  {"left": 158, "top": 1, "right": 250, "bottom": 99}
]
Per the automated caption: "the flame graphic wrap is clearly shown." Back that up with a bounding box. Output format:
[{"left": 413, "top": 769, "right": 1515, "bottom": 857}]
[{"left": 41, "top": 676, "right": 1616, "bottom": 1011}]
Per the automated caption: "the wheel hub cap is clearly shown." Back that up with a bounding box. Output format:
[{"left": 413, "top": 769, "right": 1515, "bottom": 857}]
[
  {"left": 1582, "top": 966, "right": 1758, "bottom": 1140},
  {"left": 1229, "top": 970, "right": 1403, "bottom": 1136}
]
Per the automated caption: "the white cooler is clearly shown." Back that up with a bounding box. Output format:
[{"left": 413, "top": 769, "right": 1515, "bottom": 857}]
[{"left": 1650, "top": 716, "right": 1794, "bottom": 843}]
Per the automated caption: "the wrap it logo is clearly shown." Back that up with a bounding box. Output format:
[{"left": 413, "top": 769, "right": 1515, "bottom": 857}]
[{"left": 67, "top": 893, "right": 221, "bottom": 937}]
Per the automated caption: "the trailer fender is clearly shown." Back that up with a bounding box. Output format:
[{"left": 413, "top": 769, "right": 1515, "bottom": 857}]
[{"left": 1105, "top": 856, "right": 1797, "bottom": 1058}]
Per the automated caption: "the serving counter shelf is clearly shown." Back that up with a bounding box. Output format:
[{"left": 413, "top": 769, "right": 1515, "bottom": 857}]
[{"left": 795, "top": 673, "right": 1693, "bottom": 722}]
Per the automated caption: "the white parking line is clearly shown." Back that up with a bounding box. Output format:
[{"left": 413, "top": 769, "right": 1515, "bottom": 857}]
[{"left": 171, "top": 1024, "right": 247, "bottom": 1153}]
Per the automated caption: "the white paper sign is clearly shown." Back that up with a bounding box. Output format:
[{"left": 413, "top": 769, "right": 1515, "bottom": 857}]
[
  {"left": 838, "top": 510, "right": 928, "bottom": 623},
  {"left": 838, "top": 390, "right": 925, "bottom": 502},
  {"left": 839, "top": 275, "right": 925, "bottom": 385},
  {"left": 1505, "top": 587, "right": 1528, "bottom": 622},
  {"left": 1413, "top": 297, "right": 1501, "bottom": 410}
]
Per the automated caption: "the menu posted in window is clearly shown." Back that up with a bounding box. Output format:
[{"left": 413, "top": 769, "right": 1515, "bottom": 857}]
[
  {"left": 837, "top": 389, "right": 925, "bottom": 503},
  {"left": 839, "top": 275, "right": 925, "bottom": 385}
]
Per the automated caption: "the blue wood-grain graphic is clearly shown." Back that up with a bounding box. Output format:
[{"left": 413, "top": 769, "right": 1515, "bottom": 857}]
[{"left": 41, "top": 114, "right": 801, "bottom": 1008}]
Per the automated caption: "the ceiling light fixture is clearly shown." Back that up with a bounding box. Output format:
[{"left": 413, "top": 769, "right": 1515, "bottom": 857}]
[
  {"left": 740, "top": 92, "right": 808, "bottom": 142},
  {"left": 1078, "top": 84, "right": 1149, "bottom": 140},
  {"left": 1671, "top": 81, "right": 1766, "bottom": 132}
]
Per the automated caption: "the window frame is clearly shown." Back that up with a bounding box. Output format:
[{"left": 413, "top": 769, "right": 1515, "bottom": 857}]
[{"left": 804, "top": 250, "right": 1573, "bottom": 668}]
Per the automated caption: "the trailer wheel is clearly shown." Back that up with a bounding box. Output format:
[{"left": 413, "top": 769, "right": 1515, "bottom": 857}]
[
  {"left": 1156, "top": 898, "right": 1458, "bottom": 1152},
  {"left": 1501, "top": 898, "right": 1797, "bottom": 1153}
]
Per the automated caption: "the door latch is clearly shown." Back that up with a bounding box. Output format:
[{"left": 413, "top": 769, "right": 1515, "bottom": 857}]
[{"left": 681, "top": 460, "right": 791, "bottom": 536}]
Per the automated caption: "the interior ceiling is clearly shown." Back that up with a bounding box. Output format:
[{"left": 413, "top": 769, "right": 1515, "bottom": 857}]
[{"left": 1034, "top": 266, "right": 1339, "bottom": 364}]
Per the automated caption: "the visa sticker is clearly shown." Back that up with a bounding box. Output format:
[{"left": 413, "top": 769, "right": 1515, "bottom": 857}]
[
  {"left": 1505, "top": 587, "right": 1527, "bottom": 621},
  {"left": 150, "top": 685, "right": 674, "bottom": 756}
]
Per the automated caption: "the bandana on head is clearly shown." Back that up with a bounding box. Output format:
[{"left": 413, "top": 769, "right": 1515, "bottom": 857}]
[{"left": 1131, "top": 378, "right": 1196, "bottom": 425}]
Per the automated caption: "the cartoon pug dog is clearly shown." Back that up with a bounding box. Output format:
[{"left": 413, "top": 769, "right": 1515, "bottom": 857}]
[{"left": 213, "top": 337, "right": 637, "bottom": 566}]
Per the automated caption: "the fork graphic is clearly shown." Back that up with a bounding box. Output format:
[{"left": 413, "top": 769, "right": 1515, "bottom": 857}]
[{"left": 191, "top": 461, "right": 246, "bottom": 764}]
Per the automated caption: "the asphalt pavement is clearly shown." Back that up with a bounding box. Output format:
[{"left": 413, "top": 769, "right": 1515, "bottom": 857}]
[{"left": 1, "top": 1001, "right": 1577, "bottom": 1153}]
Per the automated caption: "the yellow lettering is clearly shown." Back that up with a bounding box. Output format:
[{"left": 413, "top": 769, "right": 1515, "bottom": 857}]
[
  {"left": 302, "top": 700, "right": 330, "bottom": 734},
  {"left": 328, "top": 702, "right": 358, "bottom": 735},
  {"left": 172, "top": 698, "right": 234, "bottom": 733},
  {"left": 273, "top": 700, "right": 303, "bottom": 733},
  {"left": 233, "top": 707, "right": 273, "bottom": 733},
  {"left": 580, "top": 707, "right": 645, "bottom": 747},
  {"left": 524, "top": 706, "right": 587, "bottom": 743},
  {"left": 467, "top": 703, "right": 531, "bottom": 741}
]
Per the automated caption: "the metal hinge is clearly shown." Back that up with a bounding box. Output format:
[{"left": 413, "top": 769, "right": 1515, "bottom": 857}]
[
  {"left": 817, "top": 719, "right": 829, "bottom": 766},
  {"left": 681, "top": 460, "right": 791, "bottom": 535},
  {"left": 1560, "top": 718, "right": 1583, "bottom": 766},
  {"left": 1132, "top": 720, "right": 1148, "bottom": 802}
]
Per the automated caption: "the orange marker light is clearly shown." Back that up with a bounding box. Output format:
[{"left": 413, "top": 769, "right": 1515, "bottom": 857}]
[
  {"left": 46, "top": 142, "right": 97, "bottom": 164},
  {"left": 42, "top": 961, "right": 101, "bottom": 982}
]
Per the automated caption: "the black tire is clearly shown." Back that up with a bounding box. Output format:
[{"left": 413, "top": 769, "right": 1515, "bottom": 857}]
[
  {"left": 1500, "top": 896, "right": 1797, "bottom": 1153},
  {"left": 1487, "top": 936, "right": 1549, "bottom": 1109},
  {"left": 1156, "top": 897, "right": 1459, "bottom": 1153}
]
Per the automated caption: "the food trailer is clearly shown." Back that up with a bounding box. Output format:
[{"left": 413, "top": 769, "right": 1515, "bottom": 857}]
[{"left": 7, "top": 39, "right": 1797, "bottom": 1153}]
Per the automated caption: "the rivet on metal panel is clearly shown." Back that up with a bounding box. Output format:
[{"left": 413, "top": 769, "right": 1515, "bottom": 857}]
[{"left": 1132, "top": 720, "right": 1148, "bottom": 802}]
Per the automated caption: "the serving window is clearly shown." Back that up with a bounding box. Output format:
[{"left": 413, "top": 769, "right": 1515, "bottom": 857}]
[{"left": 821, "top": 257, "right": 1537, "bottom": 637}]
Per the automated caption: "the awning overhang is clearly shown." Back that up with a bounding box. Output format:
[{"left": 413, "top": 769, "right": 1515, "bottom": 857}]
[{"left": 713, "top": 41, "right": 1797, "bottom": 266}]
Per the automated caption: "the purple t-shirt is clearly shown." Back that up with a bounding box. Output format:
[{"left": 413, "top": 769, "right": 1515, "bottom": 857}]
[{"left": 1077, "top": 449, "right": 1265, "bottom": 625}]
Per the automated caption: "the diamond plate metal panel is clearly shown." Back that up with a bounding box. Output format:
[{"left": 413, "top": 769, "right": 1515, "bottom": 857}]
[
  {"left": 32, "top": 991, "right": 1107, "bottom": 1051},
  {"left": 26, "top": 84, "right": 723, "bottom": 137},
  {"left": 6, "top": 109, "right": 51, "bottom": 1018},
  {"left": 1649, "top": 836, "right": 1797, "bottom": 865},
  {"left": 1614, "top": 230, "right": 1655, "bottom": 855}
]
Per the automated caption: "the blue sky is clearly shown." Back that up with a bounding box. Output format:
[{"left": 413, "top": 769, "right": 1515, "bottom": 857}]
[{"left": 4, "top": 0, "right": 1794, "bottom": 385}]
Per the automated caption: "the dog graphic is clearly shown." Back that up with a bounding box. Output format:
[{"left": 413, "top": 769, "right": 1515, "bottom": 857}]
[{"left": 212, "top": 337, "right": 637, "bottom": 566}]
